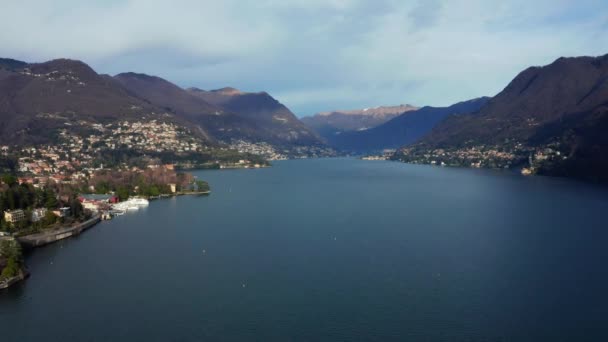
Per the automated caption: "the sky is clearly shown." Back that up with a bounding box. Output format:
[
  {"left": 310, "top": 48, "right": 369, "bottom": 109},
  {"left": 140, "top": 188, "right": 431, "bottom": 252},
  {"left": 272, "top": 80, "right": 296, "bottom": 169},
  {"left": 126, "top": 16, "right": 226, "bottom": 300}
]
[{"left": 1, "top": 0, "right": 608, "bottom": 117}]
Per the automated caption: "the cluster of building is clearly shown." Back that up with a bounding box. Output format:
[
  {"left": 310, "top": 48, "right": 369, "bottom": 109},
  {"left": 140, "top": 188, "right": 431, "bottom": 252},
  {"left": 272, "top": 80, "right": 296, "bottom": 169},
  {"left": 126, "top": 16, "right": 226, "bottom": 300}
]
[
  {"left": 10, "top": 119, "right": 208, "bottom": 180},
  {"left": 56, "top": 119, "right": 204, "bottom": 154},
  {"left": 229, "top": 140, "right": 336, "bottom": 160},
  {"left": 395, "top": 143, "right": 568, "bottom": 173},
  {"left": 229, "top": 140, "right": 289, "bottom": 160},
  {"left": 396, "top": 145, "right": 524, "bottom": 169},
  {"left": 521, "top": 146, "right": 568, "bottom": 175},
  {"left": 361, "top": 150, "right": 396, "bottom": 161},
  {"left": 19, "top": 68, "right": 86, "bottom": 86},
  {"left": 4, "top": 207, "right": 70, "bottom": 227},
  {"left": 78, "top": 194, "right": 119, "bottom": 213}
]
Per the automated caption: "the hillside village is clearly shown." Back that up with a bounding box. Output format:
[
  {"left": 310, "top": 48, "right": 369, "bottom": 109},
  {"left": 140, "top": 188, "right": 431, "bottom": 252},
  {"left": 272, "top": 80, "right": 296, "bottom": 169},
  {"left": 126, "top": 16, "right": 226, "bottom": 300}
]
[{"left": 392, "top": 142, "right": 568, "bottom": 173}]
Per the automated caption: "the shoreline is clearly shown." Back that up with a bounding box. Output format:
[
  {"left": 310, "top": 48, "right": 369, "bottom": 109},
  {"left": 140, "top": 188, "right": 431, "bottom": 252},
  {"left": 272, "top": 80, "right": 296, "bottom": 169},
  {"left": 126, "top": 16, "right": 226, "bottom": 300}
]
[
  {"left": 0, "top": 269, "right": 29, "bottom": 290},
  {"left": 17, "top": 215, "right": 101, "bottom": 249},
  {"left": 1, "top": 190, "right": 211, "bottom": 290}
]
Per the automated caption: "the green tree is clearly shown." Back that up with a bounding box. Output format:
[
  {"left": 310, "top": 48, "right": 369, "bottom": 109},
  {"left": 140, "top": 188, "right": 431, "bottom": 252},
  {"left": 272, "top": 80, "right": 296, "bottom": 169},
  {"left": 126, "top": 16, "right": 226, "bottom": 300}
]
[
  {"left": 0, "top": 240, "right": 22, "bottom": 262},
  {"left": 195, "top": 180, "right": 210, "bottom": 192},
  {"left": 45, "top": 188, "right": 59, "bottom": 209},
  {"left": 1, "top": 257, "right": 19, "bottom": 279},
  {"left": 1, "top": 174, "right": 17, "bottom": 187},
  {"left": 69, "top": 196, "right": 84, "bottom": 219},
  {"left": 116, "top": 186, "right": 130, "bottom": 202},
  {"left": 148, "top": 186, "right": 160, "bottom": 197}
]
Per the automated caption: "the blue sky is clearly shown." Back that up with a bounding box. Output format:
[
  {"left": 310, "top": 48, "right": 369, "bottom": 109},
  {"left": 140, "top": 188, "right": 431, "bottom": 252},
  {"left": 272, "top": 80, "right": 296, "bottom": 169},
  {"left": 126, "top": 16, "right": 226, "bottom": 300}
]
[{"left": 1, "top": 0, "right": 607, "bottom": 116}]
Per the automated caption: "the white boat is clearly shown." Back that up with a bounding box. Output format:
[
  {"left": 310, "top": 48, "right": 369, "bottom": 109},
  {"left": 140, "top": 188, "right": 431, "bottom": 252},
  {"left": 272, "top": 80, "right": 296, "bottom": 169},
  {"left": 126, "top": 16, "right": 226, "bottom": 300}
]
[
  {"left": 129, "top": 197, "right": 149, "bottom": 206},
  {"left": 111, "top": 198, "right": 149, "bottom": 211}
]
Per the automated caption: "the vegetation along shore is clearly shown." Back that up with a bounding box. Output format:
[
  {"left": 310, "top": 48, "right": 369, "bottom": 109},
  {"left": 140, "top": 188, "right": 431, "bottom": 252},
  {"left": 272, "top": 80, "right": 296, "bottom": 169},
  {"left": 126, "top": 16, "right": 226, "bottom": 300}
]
[{"left": 0, "top": 165, "right": 211, "bottom": 290}]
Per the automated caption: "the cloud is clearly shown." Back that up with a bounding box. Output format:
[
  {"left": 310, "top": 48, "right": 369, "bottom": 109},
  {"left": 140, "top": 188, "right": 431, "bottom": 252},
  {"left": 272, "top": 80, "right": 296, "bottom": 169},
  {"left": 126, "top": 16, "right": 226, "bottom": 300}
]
[
  {"left": 408, "top": 0, "right": 444, "bottom": 31},
  {"left": 1, "top": 0, "right": 607, "bottom": 116}
]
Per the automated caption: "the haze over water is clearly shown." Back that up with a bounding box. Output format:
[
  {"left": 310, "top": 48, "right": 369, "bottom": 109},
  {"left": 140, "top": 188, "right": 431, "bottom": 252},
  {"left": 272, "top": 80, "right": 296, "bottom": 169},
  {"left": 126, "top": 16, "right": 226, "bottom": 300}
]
[{"left": 1, "top": 158, "right": 607, "bottom": 341}]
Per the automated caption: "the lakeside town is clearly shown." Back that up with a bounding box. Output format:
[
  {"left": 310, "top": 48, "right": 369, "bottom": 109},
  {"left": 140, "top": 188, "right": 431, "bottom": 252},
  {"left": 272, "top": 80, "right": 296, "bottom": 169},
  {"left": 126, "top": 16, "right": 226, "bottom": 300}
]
[
  {"left": 391, "top": 142, "right": 568, "bottom": 175},
  {"left": 0, "top": 116, "right": 338, "bottom": 289},
  {"left": 0, "top": 157, "right": 212, "bottom": 290}
]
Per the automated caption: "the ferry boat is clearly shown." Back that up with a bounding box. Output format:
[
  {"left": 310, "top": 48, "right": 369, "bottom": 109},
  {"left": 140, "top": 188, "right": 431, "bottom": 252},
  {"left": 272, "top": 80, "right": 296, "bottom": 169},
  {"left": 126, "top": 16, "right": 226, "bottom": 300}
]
[
  {"left": 129, "top": 197, "right": 150, "bottom": 206},
  {"left": 111, "top": 197, "right": 149, "bottom": 212}
]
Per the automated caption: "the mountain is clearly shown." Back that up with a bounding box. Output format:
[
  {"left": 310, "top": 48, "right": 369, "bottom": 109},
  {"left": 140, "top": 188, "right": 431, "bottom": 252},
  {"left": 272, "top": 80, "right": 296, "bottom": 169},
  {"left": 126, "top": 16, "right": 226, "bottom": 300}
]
[
  {"left": 0, "top": 56, "right": 329, "bottom": 160},
  {"left": 187, "top": 87, "right": 324, "bottom": 148},
  {"left": 422, "top": 55, "right": 608, "bottom": 146},
  {"left": 116, "top": 75, "right": 325, "bottom": 150},
  {"left": 325, "top": 98, "right": 489, "bottom": 152},
  {"left": 113, "top": 72, "right": 224, "bottom": 141},
  {"left": 301, "top": 104, "right": 417, "bottom": 141},
  {"left": 0, "top": 58, "right": 28, "bottom": 71},
  {"left": 0, "top": 58, "right": 173, "bottom": 145},
  {"left": 396, "top": 54, "right": 608, "bottom": 182}
]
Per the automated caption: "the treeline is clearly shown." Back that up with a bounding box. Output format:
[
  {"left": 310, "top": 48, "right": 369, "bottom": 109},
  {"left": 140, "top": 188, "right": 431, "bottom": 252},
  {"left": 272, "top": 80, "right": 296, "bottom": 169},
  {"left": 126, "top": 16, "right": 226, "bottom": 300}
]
[
  {"left": 85, "top": 167, "right": 198, "bottom": 200},
  {"left": 0, "top": 239, "right": 23, "bottom": 280},
  {"left": 0, "top": 174, "right": 85, "bottom": 231},
  {"left": 89, "top": 148, "right": 268, "bottom": 169}
]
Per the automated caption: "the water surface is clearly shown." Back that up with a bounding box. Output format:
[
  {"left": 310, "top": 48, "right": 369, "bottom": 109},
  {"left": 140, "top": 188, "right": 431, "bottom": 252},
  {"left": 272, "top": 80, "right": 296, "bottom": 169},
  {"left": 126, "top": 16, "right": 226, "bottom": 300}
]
[{"left": 1, "top": 158, "right": 608, "bottom": 341}]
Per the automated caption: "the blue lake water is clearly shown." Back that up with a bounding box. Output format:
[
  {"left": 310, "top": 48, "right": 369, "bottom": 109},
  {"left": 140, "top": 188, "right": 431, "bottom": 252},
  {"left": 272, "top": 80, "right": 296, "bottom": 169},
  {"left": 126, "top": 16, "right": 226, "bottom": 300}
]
[{"left": 1, "top": 158, "right": 608, "bottom": 341}]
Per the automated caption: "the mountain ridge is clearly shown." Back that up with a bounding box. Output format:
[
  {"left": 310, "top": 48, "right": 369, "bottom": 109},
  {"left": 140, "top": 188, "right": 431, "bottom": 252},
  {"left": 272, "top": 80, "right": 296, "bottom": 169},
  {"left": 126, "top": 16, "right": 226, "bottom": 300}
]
[
  {"left": 395, "top": 53, "right": 608, "bottom": 183},
  {"left": 301, "top": 104, "right": 418, "bottom": 142},
  {"left": 319, "top": 98, "right": 490, "bottom": 152}
]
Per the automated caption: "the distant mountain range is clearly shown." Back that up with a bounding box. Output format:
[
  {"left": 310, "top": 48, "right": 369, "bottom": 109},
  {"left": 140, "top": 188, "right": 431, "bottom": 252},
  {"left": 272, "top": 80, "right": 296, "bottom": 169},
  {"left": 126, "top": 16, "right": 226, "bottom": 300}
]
[
  {"left": 301, "top": 104, "right": 417, "bottom": 141},
  {"left": 305, "top": 99, "right": 488, "bottom": 152},
  {"left": 0, "top": 57, "right": 325, "bottom": 155},
  {"left": 2, "top": 53, "right": 607, "bottom": 182},
  {"left": 395, "top": 54, "right": 608, "bottom": 182}
]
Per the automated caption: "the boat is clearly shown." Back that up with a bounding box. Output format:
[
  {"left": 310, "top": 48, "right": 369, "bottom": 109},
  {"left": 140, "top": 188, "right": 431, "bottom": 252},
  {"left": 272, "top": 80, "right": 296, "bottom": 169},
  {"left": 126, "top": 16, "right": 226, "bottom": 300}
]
[
  {"left": 129, "top": 197, "right": 149, "bottom": 206},
  {"left": 111, "top": 198, "right": 149, "bottom": 212},
  {"left": 109, "top": 209, "right": 125, "bottom": 216}
]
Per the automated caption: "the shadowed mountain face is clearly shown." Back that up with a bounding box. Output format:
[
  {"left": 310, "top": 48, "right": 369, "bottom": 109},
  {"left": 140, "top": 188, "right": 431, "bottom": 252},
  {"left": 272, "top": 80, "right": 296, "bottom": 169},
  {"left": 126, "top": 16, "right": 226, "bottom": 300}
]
[
  {"left": 0, "top": 56, "right": 326, "bottom": 151},
  {"left": 0, "top": 59, "right": 168, "bottom": 145},
  {"left": 324, "top": 98, "right": 489, "bottom": 152},
  {"left": 113, "top": 72, "right": 225, "bottom": 141},
  {"left": 422, "top": 55, "right": 608, "bottom": 146},
  {"left": 0, "top": 58, "right": 28, "bottom": 71},
  {"left": 410, "top": 54, "right": 608, "bottom": 182},
  {"left": 187, "top": 87, "right": 323, "bottom": 147},
  {"left": 116, "top": 75, "right": 323, "bottom": 147},
  {"left": 301, "top": 104, "right": 418, "bottom": 141}
]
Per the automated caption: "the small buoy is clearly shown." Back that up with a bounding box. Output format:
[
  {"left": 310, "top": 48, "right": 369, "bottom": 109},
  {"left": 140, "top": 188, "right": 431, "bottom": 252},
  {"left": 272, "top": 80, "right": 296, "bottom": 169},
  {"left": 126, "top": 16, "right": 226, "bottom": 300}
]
[
  {"left": 242, "top": 283, "right": 246, "bottom": 288},
  {"left": 202, "top": 249, "right": 206, "bottom": 254},
  {"left": 333, "top": 237, "right": 337, "bottom": 241}
]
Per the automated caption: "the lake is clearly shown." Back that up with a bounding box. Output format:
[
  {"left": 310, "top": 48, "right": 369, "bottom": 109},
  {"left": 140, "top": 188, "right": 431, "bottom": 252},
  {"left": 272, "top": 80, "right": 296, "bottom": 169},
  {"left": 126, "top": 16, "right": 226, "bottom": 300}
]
[{"left": 1, "top": 158, "right": 608, "bottom": 341}]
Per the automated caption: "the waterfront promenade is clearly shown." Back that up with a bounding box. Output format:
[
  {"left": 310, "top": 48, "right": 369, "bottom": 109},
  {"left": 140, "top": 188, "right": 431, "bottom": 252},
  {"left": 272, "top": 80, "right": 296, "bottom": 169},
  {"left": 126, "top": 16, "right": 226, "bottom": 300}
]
[{"left": 17, "top": 215, "right": 101, "bottom": 248}]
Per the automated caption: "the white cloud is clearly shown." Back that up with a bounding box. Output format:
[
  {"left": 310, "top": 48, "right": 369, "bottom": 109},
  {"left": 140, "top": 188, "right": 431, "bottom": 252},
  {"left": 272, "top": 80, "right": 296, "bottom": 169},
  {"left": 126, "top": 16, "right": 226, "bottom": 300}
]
[{"left": 1, "top": 0, "right": 607, "bottom": 116}]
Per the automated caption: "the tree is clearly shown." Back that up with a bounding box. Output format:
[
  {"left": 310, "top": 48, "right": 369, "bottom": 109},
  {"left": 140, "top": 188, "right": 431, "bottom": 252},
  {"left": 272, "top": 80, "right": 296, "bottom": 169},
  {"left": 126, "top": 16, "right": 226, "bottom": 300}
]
[
  {"left": 195, "top": 180, "right": 210, "bottom": 192},
  {"left": 0, "top": 240, "right": 22, "bottom": 262},
  {"left": 148, "top": 186, "right": 160, "bottom": 197},
  {"left": 45, "top": 188, "right": 59, "bottom": 209},
  {"left": 1, "top": 174, "right": 17, "bottom": 187},
  {"left": 42, "top": 210, "right": 57, "bottom": 226},
  {"left": 116, "top": 186, "right": 130, "bottom": 202},
  {"left": 1, "top": 257, "right": 19, "bottom": 279},
  {"left": 69, "top": 196, "right": 84, "bottom": 219}
]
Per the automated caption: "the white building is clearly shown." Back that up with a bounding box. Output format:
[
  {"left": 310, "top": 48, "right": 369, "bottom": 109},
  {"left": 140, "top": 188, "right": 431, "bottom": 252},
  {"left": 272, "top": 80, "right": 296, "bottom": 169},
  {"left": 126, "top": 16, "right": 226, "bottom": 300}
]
[{"left": 31, "top": 208, "right": 48, "bottom": 222}]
